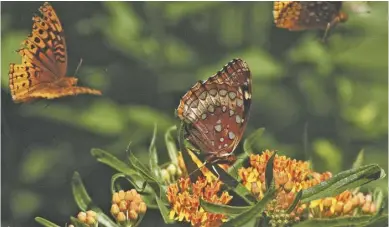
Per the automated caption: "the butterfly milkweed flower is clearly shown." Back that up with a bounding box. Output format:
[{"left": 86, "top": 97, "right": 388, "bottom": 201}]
[
  {"left": 239, "top": 150, "right": 379, "bottom": 225},
  {"left": 167, "top": 177, "right": 233, "bottom": 227}
]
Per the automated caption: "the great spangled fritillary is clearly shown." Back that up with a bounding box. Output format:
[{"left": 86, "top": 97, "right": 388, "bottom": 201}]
[
  {"left": 273, "top": 1, "right": 348, "bottom": 38},
  {"left": 8, "top": 2, "right": 102, "bottom": 103},
  {"left": 177, "top": 59, "right": 252, "bottom": 165}
]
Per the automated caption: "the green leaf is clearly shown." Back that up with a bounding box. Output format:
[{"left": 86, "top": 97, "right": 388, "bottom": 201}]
[
  {"left": 352, "top": 149, "right": 364, "bottom": 169},
  {"left": 363, "top": 214, "right": 389, "bottom": 227},
  {"left": 165, "top": 125, "right": 178, "bottom": 165},
  {"left": 243, "top": 128, "right": 265, "bottom": 154},
  {"left": 149, "top": 124, "right": 161, "bottom": 179},
  {"left": 200, "top": 198, "right": 250, "bottom": 217},
  {"left": 155, "top": 194, "right": 175, "bottom": 224},
  {"left": 265, "top": 151, "right": 276, "bottom": 190},
  {"left": 301, "top": 164, "right": 386, "bottom": 203},
  {"left": 72, "top": 172, "right": 92, "bottom": 211},
  {"left": 110, "top": 173, "right": 148, "bottom": 193},
  {"left": 35, "top": 217, "right": 60, "bottom": 227},
  {"left": 293, "top": 215, "right": 377, "bottom": 227},
  {"left": 286, "top": 190, "right": 303, "bottom": 214},
  {"left": 91, "top": 148, "right": 137, "bottom": 176},
  {"left": 127, "top": 147, "right": 160, "bottom": 184},
  {"left": 223, "top": 186, "right": 277, "bottom": 227},
  {"left": 71, "top": 172, "right": 117, "bottom": 227}
]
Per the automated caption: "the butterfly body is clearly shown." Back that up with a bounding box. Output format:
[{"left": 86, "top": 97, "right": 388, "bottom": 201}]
[
  {"left": 273, "top": 1, "right": 348, "bottom": 31},
  {"left": 177, "top": 59, "right": 252, "bottom": 165},
  {"left": 8, "top": 2, "right": 101, "bottom": 103}
]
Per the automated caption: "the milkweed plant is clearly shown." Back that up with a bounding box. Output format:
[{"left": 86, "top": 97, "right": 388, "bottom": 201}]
[{"left": 35, "top": 126, "right": 388, "bottom": 227}]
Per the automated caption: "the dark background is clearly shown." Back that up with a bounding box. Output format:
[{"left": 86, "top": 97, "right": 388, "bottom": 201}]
[{"left": 1, "top": 2, "right": 388, "bottom": 227}]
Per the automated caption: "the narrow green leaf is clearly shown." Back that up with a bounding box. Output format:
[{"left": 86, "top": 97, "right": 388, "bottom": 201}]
[
  {"left": 165, "top": 125, "right": 178, "bottom": 165},
  {"left": 223, "top": 186, "right": 277, "bottom": 227},
  {"left": 363, "top": 214, "right": 388, "bottom": 227},
  {"left": 149, "top": 124, "right": 161, "bottom": 179},
  {"left": 71, "top": 172, "right": 117, "bottom": 227},
  {"left": 35, "top": 217, "right": 60, "bottom": 227},
  {"left": 110, "top": 173, "right": 151, "bottom": 194},
  {"left": 352, "top": 149, "right": 364, "bottom": 169},
  {"left": 373, "top": 187, "right": 384, "bottom": 212},
  {"left": 286, "top": 190, "right": 303, "bottom": 213},
  {"left": 156, "top": 195, "right": 175, "bottom": 224},
  {"left": 72, "top": 172, "right": 92, "bottom": 211},
  {"left": 127, "top": 146, "right": 159, "bottom": 184},
  {"left": 200, "top": 198, "right": 250, "bottom": 217},
  {"left": 212, "top": 164, "right": 256, "bottom": 205},
  {"left": 265, "top": 151, "right": 276, "bottom": 190},
  {"left": 91, "top": 148, "right": 137, "bottom": 176},
  {"left": 243, "top": 128, "right": 265, "bottom": 154},
  {"left": 301, "top": 164, "right": 386, "bottom": 203},
  {"left": 293, "top": 215, "right": 376, "bottom": 227}
]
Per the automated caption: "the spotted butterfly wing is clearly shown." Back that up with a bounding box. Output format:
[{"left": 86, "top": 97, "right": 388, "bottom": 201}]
[
  {"left": 273, "top": 1, "right": 348, "bottom": 39},
  {"left": 8, "top": 2, "right": 102, "bottom": 103},
  {"left": 177, "top": 59, "right": 252, "bottom": 165}
]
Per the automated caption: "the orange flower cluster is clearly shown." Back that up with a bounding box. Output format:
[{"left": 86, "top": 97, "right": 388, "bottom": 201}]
[
  {"left": 167, "top": 177, "right": 233, "bottom": 227},
  {"left": 110, "top": 189, "right": 147, "bottom": 223},
  {"left": 239, "top": 150, "right": 379, "bottom": 224},
  {"left": 308, "top": 190, "right": 377, "bottom": 218}
]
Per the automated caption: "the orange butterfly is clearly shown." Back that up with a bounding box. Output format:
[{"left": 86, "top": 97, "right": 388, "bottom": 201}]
[
  {"left": 9, "top": 2, "right": 102, "bottom": 103},
  {"left": 273, "top": 1, "right": 348, "bottom": 40}
]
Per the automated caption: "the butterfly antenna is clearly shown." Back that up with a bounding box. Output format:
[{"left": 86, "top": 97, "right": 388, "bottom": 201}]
[{"left": 74, "top": 58, "right": 83, "bottom": 76}]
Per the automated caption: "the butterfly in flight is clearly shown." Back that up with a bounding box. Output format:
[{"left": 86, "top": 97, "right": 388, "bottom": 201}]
[
  {"left": 8, "top": 2, "right": 102, "bottom": 103},
  {"left": 273, "top": 1, "right": 348, "bottom": 40},
  {"left": 176, "top": 59, "right": 252, "bottom": 167}
]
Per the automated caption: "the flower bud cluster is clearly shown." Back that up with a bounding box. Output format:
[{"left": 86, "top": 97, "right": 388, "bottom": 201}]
[{"left": 110, "top": 189, "right": 147, "bottom": 223}]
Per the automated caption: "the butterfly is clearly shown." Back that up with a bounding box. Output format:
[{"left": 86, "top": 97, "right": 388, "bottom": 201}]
[
  {"left": 176, "top": 59, "right": 252, "bottom": 166},
  {"left": 8, "top": 2, "right": 102, "bottom": 103},
  {"left": 273, "top": 1, "right": 348, "bottom": 40}
]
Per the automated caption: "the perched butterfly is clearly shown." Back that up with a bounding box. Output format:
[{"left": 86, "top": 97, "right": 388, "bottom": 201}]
[
  {"left": 8, "top": 2, "right": 102, "bottom": 103},
  {"left": 177, "top": 59, "right": 252, "bottom": 166},
  {"left": 273, "top": 1, "right": 348, "bottom": 40}
]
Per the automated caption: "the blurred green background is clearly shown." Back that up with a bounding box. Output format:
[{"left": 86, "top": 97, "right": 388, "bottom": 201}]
[{"left": 1, "top": 2, "right": 387, "bottom": 227}]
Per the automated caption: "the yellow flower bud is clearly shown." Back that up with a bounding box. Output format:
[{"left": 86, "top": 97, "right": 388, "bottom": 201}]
[
  {"left": 117, "top": 212, "right": 126, "bottom": 222},
  {"left": 139, "top": 202, "right": 147, "bottom": 214},
  {"left": 343, "top": 201, "right": 353, "bottom": 214},
  {"left": 86, "top": 216, "right": 96, "bottom": 225},
  {"left": 86, "top": 210, "right": 97, "bottom": 218},
  {"left": 129, "top": 201, "right": 139, "bottom": 213},
  {"left": 129, "top": 209, "right": 138, "bottom": 220},
  {"left": 112, "top": 192, "right": 121, "bottom": 204},
  {"left": 362, "top": 201, "right": 371, "bottom": 213},
  {"left": 77, "top": 212, "right": 87, "bottom": 222},
  {"left": 335, "top": 201, "right": 344, "bottom": 213},
  {"left": 110, "top": 204, "right": 120, "bottom": 216},
  {"left": 161, "top": 169, "right": 170, "bottom": 183},
  {"left": 119, "top": 200, "right": 128, "bottom": 211},
  {"left": 167, "top": 164, "right": 177, "bottom": 176},
  {"left": 118, "top": 190, "right": 125, "bottom": 200},
  {"left": 323, "top": 197, "right": 333, "bottom": 208}
]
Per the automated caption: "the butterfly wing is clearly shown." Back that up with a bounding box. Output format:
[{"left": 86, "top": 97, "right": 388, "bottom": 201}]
[
  {"left": 177, "top": 59, "right": 252, "bottom": 163},
  {"left": 274, "top": 1, "right": 344, "bottom": 31},
  {"left": 27, "top": 84, "right": 102, "bottom": 100}
]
